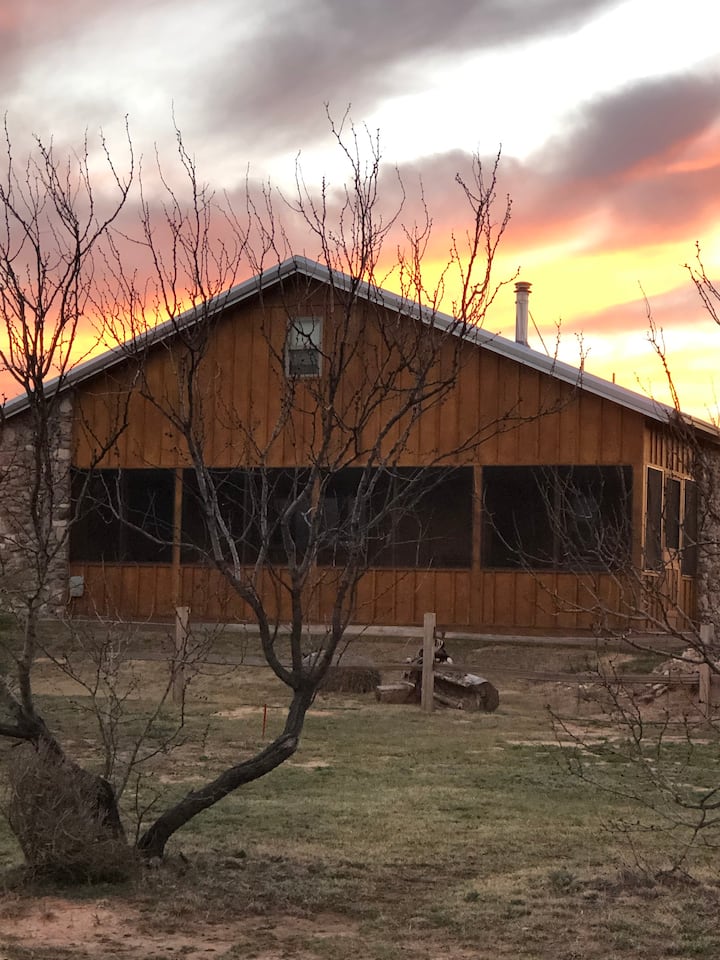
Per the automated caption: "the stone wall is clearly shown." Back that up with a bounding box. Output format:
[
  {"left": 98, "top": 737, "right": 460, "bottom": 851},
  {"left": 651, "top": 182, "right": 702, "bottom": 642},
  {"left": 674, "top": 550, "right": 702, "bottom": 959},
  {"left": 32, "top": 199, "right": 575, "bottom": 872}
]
[
  {"left": 0, "top": 395, "right": 74, "bottom": 617},
  {"left": 695, "top": 441, "right": 720, "bottom": 644}
]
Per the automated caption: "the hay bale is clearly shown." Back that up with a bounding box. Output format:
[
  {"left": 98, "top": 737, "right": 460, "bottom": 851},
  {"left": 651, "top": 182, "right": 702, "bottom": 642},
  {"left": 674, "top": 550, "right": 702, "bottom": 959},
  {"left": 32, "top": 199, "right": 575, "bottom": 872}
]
[
  {"left": 321, "top": 656, "right": 381, "bottom": 694},
  {"left": 302, "top": 652, "right": 380, "bottom": 694}
]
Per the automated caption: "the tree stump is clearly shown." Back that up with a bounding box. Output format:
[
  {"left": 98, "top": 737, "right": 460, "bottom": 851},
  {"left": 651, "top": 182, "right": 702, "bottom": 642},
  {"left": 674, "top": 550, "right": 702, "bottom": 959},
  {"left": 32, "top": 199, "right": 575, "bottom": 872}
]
[{"left": 5, "top": 743, "right": 135, "bottom": 882}]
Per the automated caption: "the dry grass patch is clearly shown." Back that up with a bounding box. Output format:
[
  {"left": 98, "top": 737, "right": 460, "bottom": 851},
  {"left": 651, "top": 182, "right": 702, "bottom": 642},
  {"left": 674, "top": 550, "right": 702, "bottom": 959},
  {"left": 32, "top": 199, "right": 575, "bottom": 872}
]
[{"left": 1, "top": 636, "right": 720, "bottom": 959}]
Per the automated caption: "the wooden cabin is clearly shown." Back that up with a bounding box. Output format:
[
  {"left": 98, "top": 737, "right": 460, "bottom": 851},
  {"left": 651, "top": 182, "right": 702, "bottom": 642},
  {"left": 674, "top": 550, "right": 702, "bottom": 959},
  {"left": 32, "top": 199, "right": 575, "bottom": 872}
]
[{"left": 2, "top": 256, "right": 717, "bottom": 634}]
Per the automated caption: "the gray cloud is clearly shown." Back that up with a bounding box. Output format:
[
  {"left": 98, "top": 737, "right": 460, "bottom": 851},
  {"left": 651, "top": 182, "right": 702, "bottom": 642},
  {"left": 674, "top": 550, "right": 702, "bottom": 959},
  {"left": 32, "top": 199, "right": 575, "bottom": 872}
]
[
  {"left": 0, "top": 0, "right": 170, "bottom": 81},
  {"left": 192, "top": 0, "right": 620, "bottom": 151},
  {"left": 489, "top": 71, "right": 720, "bottom": 252},
  {"left": 0, "top": 0, "right": 637, "bottom": 180},
  {"left": 379, "top": 67, "right": 720, "bottom": 269},
  {"left": 3, "top": 1, "right": 718, "bottom": 282},
  {"left": 607, "top": 162, "right": 720, "bottom": 243},
  {"left": 540, "top": 72, "right": 720, "bottom": 180}
]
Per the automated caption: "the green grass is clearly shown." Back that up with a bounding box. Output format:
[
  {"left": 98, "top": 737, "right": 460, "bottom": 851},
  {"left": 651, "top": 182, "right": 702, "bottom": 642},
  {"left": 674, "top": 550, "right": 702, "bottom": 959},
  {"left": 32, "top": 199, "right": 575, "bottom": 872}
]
[{"left": 1, "top": 637, "right": 720, "bottom": 959}]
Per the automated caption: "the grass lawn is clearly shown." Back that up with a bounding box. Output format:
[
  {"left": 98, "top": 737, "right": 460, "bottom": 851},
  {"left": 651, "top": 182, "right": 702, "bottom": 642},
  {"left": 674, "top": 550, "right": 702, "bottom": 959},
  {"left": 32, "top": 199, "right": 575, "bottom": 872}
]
[{"left": 0, "top": 631, "right": 719, "bottom": 959}]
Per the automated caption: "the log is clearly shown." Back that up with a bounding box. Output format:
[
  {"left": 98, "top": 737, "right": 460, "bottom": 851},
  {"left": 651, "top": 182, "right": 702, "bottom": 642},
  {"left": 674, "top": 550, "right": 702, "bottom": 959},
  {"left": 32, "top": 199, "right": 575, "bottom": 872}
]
[
  {"left": 434, "top": 670, "right": 500, "bottom": 713},
  {"left": 432, "top": 691, "right": 464, "bottom": 709},
  {"left": 375, "top": 681, "right": 416, "bottom": 704}
]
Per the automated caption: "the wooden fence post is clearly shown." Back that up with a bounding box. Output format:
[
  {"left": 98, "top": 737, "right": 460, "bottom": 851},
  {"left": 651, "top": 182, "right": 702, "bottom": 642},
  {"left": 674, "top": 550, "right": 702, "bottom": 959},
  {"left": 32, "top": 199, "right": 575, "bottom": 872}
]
[
  {"left": 699, "top": 663, "right": 712, "bottom": 710},
  {"left": 173, "top": 605, "right": 190, "bottom": 705},
  {"left": 700, "top": 622, "right": 715, "bottom": 650},
  {"left": 421, "top": 612, "right": 436, "bottom": 713},
  {"left": 699, "top": 623, "right": 715, "bottom": 712}
]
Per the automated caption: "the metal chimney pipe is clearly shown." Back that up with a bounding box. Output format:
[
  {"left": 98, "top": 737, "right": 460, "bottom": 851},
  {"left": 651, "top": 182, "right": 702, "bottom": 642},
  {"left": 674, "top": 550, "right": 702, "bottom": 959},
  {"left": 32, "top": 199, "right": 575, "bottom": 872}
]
[{"left": 514, "top": 281, "right": 532, "bottom": 346}]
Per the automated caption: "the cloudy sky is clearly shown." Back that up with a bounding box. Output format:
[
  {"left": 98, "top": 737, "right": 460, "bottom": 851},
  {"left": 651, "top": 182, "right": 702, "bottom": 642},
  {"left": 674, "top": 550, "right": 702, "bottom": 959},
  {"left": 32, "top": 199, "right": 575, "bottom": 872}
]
[{"left": 2, "top": 0, "right": 720, "bottom": 416}]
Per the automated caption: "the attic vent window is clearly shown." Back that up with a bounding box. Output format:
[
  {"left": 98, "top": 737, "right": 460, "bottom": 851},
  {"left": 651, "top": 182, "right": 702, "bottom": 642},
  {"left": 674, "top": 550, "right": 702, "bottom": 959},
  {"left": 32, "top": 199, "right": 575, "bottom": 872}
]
[{"left": 287, "top": 317, "right": 322, "bottom": 377}]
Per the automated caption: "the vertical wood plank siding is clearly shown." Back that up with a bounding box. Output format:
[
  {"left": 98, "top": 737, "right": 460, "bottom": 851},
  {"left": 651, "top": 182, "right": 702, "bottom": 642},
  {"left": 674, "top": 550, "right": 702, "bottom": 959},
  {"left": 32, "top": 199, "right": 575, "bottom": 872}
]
[{"left": 68, "top": 285, "right": 693, "bottom": 631}]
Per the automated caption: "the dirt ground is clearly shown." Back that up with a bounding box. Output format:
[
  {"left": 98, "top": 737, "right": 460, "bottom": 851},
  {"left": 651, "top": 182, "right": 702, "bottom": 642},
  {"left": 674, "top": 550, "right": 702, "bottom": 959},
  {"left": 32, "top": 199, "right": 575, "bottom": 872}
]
[
  {"left": 0, "top": 896, "right": 363, "bottom": 960},
  {"left": 0, "top": 891, "right": 501, "bottom": 959}
]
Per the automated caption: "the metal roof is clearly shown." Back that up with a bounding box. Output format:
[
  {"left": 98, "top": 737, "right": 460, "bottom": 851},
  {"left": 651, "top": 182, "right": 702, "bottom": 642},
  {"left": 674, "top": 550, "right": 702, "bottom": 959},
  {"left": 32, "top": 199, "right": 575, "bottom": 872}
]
[{"left": 2, "top": 254, "right": 716, "bottom": 439}]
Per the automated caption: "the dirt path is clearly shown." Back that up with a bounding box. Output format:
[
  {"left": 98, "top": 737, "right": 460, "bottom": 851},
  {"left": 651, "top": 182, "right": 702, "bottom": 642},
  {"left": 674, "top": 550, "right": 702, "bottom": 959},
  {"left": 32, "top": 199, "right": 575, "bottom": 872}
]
[{"left": 0, "top": 896, "right": 365, "bottom": 960}]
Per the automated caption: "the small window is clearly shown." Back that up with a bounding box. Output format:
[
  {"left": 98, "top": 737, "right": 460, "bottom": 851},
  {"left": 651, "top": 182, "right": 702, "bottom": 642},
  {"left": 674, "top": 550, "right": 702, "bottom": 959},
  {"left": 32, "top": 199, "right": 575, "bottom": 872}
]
[
  {"left": 645, "top": 467, "right": 663, "bottom": 570},
  {"left": 665, "top": 477, "right": 681, "bottom": 551},
  {"left": 287, "top": 317, "right": 322, "bottom": 377}
]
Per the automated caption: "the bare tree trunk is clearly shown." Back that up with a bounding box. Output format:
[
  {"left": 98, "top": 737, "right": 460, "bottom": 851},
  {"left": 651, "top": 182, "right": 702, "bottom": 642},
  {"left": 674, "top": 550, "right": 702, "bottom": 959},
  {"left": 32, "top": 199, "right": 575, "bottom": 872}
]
[{"left": 137, "top": 687, "right": 313, "bottom": 858}]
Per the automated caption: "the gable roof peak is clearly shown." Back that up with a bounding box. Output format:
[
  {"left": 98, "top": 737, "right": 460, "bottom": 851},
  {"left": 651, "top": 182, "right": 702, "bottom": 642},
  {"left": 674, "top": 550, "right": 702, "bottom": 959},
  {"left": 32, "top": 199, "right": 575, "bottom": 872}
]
[{"left": 1, "top": 255, "right": 716, "bottom": 440}]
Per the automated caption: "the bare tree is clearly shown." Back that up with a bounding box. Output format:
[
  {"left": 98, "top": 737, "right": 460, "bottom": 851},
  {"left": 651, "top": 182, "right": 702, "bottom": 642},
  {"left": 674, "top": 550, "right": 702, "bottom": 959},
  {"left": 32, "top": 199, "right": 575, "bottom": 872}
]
[
  {"left": 1, "top": 118, "right": 549, "bottom": 873},
  {"left": 0, "top": 125, "right": 144, "bottom": 877},
  {"left": 0, "top": 125, "right": 136, "bottom": 723},
  {"left": 0, "top": 127, "right": 213, "bottom": 879},
  {"left": 527, "top": 276, "right": 720, "bottom": 877},
  {"left": 105, "top": 122, "right": 526, "bottom": 858}
]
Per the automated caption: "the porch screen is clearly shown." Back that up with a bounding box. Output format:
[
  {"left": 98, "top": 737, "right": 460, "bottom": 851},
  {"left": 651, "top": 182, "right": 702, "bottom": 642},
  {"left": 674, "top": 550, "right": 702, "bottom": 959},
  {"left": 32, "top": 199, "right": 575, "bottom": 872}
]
[
  {"left": 180, "top": 465, "right": 473, "bottom": 569},
  {"left": 482, "top": 465, "right": 632, "bottom": 571},
  {"left": 319, "top": 466, "right": 473, "bottom": 569},
  {"left": 681, "top": 480, "right": 698, "bottom": 576},
  {"left": 181, "top": 468, "right": 311, "bottom": 565},
  {"left": 644, "top": 467, "right": 663, "bottom": 569},
  {"left": 69, "top": 468, "right": 174, "bottom": 563}
]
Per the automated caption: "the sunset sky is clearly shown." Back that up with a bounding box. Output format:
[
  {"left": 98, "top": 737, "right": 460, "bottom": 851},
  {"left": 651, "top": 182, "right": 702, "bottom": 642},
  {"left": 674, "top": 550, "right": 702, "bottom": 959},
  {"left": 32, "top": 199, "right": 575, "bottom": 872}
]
[{"left": 1, "top": 0, "right": 719, "bottom": 418}]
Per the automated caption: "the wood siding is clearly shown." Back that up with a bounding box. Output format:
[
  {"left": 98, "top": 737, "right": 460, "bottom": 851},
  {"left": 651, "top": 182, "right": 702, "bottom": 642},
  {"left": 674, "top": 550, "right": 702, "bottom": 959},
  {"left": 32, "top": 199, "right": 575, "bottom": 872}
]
[{"left": 67, "top": 283, "right": 695, "bottom": 631}]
